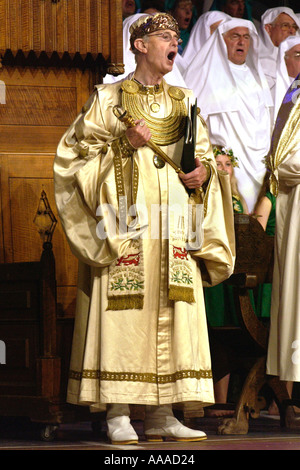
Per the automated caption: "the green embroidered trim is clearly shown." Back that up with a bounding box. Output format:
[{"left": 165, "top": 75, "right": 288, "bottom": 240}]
[
  {"left": 171, "top": 271, "right": 193, "bottom": 285},
  {"left": 69, "top": 368, "right": 213, "bottom": 382},
  {"left": 110, "top": 276, "right": 144, "bottom": 292}
]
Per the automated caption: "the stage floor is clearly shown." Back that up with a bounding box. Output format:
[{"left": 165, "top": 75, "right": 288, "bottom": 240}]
[{"left": 1, "top": 411, "right": 300, "bottom": 451}]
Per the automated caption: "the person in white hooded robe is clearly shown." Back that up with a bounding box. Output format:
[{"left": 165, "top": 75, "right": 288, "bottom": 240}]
[
  {"left": 258, "top": 7, "right": 300, "bottom": 89},
  {"left": 182, "top": 10, "right": 231, "bottom": 67},
  {"left": 272, "top": 35, "right": 300, "bottom": 127},
  {"left": 183, "top": 18, "right": 273, "bottom": 212}
]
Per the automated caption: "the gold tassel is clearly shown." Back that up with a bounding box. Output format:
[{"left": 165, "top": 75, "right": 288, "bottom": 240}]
[
  {"left": 169, "top": 286, "right": 195, "bottom": 303},
  {"left": 107, "top": 295, "right": 144, "bottom": 311}
]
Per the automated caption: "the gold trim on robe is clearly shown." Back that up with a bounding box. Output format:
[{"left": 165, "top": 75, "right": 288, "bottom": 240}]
[{"left": 53, "top": 79, "right": 235, "bottom": 410}]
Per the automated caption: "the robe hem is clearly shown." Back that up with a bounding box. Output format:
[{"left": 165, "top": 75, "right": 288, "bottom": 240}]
[{"left": 67, "top": 391, "right": 215, "bottom": 407}]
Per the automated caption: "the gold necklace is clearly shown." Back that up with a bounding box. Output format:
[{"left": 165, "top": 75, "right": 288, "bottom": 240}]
[
  {"left": 121, "top": 79, "right": 187, "bottom": 146},
  {"left": 133, "top": 80, "right": 162, "bottom": 113}
]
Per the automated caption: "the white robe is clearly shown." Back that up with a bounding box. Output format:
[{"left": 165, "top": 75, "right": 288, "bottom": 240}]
[
  {"left": 258, "top": 7, "right": 300, "bottom": 90},
  {"left": 182, "top": 11, "right": 231, "bottom": 67},
  {"left": 206, "top": 61, "right": 271, "bottom": 212},
  {"left": 184, "top": 18, "right": 273, "bottom": 212},
  {"left": 272, "top": 36, "right": 300, "bottom": 127},
  {"left": 54, "top": 79, "right": 235, "bottom": 410}
]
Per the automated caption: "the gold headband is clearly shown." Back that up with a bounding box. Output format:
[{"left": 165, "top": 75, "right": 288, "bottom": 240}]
[{"left": 130, "top": 13, "right": 180, "bottom": 49}]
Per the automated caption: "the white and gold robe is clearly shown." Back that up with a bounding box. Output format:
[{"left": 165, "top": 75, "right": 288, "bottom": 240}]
[
  {"left": 267, "top": 79, "right": 300, "bottom": 381},
  {"left": 54, "top": 79, "right": 235, "bottom": 411}
]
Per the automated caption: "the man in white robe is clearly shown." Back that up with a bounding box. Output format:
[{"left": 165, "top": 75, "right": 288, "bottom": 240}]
[
  {"left": 266, "top": 76, "right": 300, "bottom": 394},
  {"left": 273, "top": 36, "right": 300, "bottom": 126},
  {"left": 183, "top": 18, "right": 273, "bottom": 212},
  {"left": 258, "top": 7, "right": 300, "bottom": 89},
  {"left": 54, "top": 13, "right": 235, "bottom": 445}
]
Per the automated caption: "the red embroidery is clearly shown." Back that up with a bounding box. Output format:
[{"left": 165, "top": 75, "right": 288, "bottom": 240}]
[
  {"left": 172, "top": 246, "right": 188, "bottom": 260},
  {"left": 116, "top": 253, "right": 140, "bottom": 266}
]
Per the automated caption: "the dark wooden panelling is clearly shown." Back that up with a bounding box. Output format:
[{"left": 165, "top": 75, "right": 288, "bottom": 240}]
[{"left": 0, "top": 0, "right": 123, "bottom": 71}]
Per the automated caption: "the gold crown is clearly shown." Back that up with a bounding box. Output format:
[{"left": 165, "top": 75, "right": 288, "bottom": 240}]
[{"left": 130, "top": 13, "right": 180, "bottom": 49}]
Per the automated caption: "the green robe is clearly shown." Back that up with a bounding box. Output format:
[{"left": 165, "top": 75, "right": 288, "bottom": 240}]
[{"left": 205, "top": 192, "right": 275, "bottom": 326}]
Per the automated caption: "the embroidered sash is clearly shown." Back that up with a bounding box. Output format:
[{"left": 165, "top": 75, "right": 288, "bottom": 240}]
[
  {"left": 107, "top": 86, "right": 205, "bottom": 310},
  {"left": 107, "top": 138, "right": 144, "bottom": 310},
  {"left": 168, "top": 183, "right": 204, "bottom": 303}
]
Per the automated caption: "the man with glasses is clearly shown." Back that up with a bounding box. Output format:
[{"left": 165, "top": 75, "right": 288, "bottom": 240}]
[
  {"left": 54, "top": 13, "right": 235, "bottom": 445},
  {"left": 284, "top": 43, "right": 300, "bottom": 79},
  {"left": 264, "top": 13, "right": 299, "bottom": 47},
  {"left": 259, "top": 7, "right": 300, "bottom": 89},
  {"left": 184, "top": 18, "right": 273, "bottom": 213},
  {"left": 273, "top": 36, "right": 300, "bottom": 124}
]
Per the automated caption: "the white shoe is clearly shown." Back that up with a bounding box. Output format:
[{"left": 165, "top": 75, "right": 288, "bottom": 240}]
[
  {"left": 107, "top": 415, "right": 139, "bottom": 445},
  {"left": 144, "top": 405, "right": 207, "bottom": 442}
]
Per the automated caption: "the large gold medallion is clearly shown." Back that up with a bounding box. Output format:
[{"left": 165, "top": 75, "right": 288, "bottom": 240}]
[
  {"left": 122, "top": 80, "right": 139, "bottom": 94},
  {"left": 168, "top": 86, "right": 185, "bottom": 101},
  {"left": 121, "top": 79, "right": 187, "bottom": 146}
]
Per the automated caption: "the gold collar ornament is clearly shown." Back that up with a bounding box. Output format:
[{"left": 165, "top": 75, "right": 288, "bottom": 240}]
[
  {"left": 133, "top": 79, "right": 163, "bottom": 113},
  {"left": 121, "top": 79, "right": 187, "bottom": 146}
]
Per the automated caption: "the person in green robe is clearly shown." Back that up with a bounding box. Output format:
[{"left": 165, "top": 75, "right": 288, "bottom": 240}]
[
  {"left": 204, "top": 146, "right": 246, "bottom": 415},
  {"left": 205, "top": 146, "right": 247, "bottom": 328}
]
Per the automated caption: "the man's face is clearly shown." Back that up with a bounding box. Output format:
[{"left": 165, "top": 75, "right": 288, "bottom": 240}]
[
  {"left": 173, "top": 1, "right": 193, "bottom": 30},
  {"left": 223, "top": 0, "right": 245, "bottom": 19},
  {"left": 122, "top": 0, "right": 136, "bottom": 18},
  {"left": 265, "top": 13, "right": 299, "bottom": 47},
  {"left": 285, "top": 44, "right": 300, "bottom": 78},
  {"left": 223, "top": 27, "right": 250, "bottom": 65},
  {"left": 138, "top": 29, "right": 179, "bottom": 76}
]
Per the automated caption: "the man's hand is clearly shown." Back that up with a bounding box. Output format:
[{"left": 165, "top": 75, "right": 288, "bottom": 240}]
[
  {"left": 179, "top": 157, "right": 210, "bottom": 188},
  {"left": 126, "top": 119, "right": 151, "bottom": 149}
]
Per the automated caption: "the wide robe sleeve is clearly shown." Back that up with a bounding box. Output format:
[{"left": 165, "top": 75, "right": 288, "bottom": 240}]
[
  {"left": 191, "top": 114, "right": 236, "bottom": 287},
  {"left": 54, "top": 83, "right": 137, "bottom": 268}
]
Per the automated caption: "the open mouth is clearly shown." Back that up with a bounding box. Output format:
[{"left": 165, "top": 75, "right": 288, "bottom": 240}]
[{"left": 167, "top": 51, "right": 176, "bottom": 62}]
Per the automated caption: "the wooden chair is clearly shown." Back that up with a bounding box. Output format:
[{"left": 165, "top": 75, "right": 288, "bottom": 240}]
[
  {"left": 0, "top": 192, "right": 99, "bottom": 441},
  {"left": 207, "top": 214, "right": 294, "bottom": 434}
]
